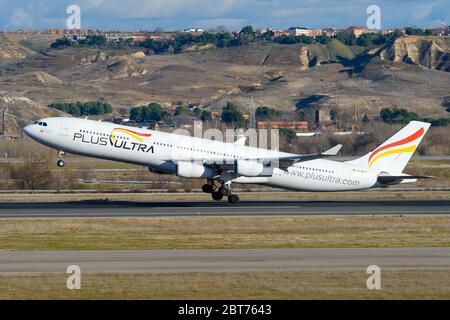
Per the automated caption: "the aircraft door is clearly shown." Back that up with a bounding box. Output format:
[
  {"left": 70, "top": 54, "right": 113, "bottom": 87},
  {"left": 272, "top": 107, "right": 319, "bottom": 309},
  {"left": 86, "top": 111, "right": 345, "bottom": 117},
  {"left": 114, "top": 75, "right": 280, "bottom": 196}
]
[{"left": 59, "top": 121, "right": 69, "bottom": 136}]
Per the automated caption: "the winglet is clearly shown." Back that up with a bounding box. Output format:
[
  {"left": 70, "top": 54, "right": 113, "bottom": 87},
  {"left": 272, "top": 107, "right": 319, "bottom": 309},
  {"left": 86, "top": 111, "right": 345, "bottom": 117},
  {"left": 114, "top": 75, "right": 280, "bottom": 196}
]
[{"left": 322, "top": 144, "right": 342, "bottom": 156}]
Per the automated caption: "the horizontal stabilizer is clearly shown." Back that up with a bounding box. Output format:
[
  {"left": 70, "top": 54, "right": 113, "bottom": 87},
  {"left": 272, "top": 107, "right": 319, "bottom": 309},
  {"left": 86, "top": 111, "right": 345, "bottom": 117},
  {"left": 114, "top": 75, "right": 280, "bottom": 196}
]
[
  {"left": 234, "top": 136, "right": 247, "bottom": 146},
  {"left": 323, "top": 144, "right": 343, "bottom": 156},
  {"left": 377, "top": 175, "right": 436, "bottom": 184}
]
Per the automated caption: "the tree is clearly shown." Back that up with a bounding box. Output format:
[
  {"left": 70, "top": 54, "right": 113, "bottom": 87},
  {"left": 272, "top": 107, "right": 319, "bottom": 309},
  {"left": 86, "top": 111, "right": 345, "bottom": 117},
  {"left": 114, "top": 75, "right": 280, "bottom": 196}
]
[
  {"left": 221, "top": 102, "right": 245, "bottom": 127},
  {"left": 216, "top": 25, "right": 228, "bottom": 33},
  {"left": 174, "top": 106, "right": 187, "bottom": 116},
  {"left": 255, "top": 106, "right": 282, "bottom": 120},
  {"left": 279, "top": 128, "right": 297, "bottom": 142},
  {"left": 48, "top": 101, "right": 112, "bottom": 116},
  {"left": 9, "top": 146, "right": 53, "bottom": 190},
  {"left": 335, "top": 32, "right": 357, "bottom": 46},
  {"left": 380, "top": 107, "right": 420, "bottom": 124},
  {"left": 240, "top": 25, "right": 254, "bottom": 35},
  {"left": 85, "top": 35, "right": 107, "bottom": 46},
  {"left": 130, "top": 102, "right": 164, "bottom": 122},
  {"left": 200, "top": 110, "right": 212, "bottom": 121},
  {"left": 50, "top": 37, "right": 73, "bottom": 49}
]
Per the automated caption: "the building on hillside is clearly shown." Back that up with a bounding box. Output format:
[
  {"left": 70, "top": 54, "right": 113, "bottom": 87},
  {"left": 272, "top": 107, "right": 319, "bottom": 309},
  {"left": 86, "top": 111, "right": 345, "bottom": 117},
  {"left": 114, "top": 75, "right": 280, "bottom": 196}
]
[
  {"left": 45, "top": 28, "right": 99, "bottom": 36},
  {"left": 430, "top": 27, "right": 450, "bottom": 36},
  {"left": 182, "top": 28, "right": 204, "bottom": 34},
  {"left": 288, "top": 27, "right": 310, "bottom": 36},
  {"left": 309, "top": 29, "right": 323, "bottom": 37},
  {"left": 210, "top": 111, "right": 220, "bottom": 119},
  {"left": 129, "top": 33, "right": 147, "bottom": 42},
  {"left": 149, "top": 35, "right": 164, "bottom": 41},
  {"left": 315, "top": 109, "right": 331, "bottom": 124},
  {"left": 257, "top": 121, "right": 308, "bottom": 132},
  {"left": 272, "top": 29, "right": 290, "bottom": 37},
  {"left": 344, "top": 26, "right": 375, "bottom": 38},
  {"left": 255, "top": 28, "right": 269, "bottom": 35},
  {"left": 321, "top": 28, "right": 337, "bottom": 37}
]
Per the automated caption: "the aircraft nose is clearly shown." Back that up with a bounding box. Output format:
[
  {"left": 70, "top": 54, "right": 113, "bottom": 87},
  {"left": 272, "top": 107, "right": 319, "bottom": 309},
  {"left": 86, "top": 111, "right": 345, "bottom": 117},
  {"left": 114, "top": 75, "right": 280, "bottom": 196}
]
[{"left": 23, "top": 124, "right": 35, "bottom": 137}]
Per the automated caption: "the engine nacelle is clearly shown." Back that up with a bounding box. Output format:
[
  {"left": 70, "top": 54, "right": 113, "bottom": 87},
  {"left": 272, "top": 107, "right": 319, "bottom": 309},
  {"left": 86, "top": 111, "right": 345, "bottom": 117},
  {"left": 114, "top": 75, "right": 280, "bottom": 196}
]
[
  {"left": 176, "top": 161, "right": 214, "bottom": 179},
  {"left": 149, "top": 161, "right": 176, "bottom": 174},
  {"left": 236, "top": 160, "right": 273, "bottom": 177}
]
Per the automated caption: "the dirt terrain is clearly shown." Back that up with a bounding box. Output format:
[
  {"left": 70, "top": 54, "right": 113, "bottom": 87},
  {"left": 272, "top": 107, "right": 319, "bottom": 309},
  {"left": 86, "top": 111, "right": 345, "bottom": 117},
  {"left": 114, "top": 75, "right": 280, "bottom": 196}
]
[{"left": 0, "top": 34, "right": 449, "bottom": 135}]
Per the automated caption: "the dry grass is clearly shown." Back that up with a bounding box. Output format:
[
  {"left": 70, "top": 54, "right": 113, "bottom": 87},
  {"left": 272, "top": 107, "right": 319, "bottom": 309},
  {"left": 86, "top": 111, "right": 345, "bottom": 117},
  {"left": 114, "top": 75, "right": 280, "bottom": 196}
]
[
  {"left": 0, "top": 215, "right": 449, "bottom": 251},
  {"left": 0, "top": 191, "right": 449, "bottom": 202},
  {"left": 0, "top": 270, "right": 449, "bottom": 299}
]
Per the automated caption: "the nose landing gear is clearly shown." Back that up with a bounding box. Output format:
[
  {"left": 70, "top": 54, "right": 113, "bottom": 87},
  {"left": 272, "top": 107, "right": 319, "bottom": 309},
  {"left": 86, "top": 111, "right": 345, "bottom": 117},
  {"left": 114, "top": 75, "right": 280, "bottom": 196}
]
[{"left": 57, "top": 151, "right": 65, "bottom": 167}]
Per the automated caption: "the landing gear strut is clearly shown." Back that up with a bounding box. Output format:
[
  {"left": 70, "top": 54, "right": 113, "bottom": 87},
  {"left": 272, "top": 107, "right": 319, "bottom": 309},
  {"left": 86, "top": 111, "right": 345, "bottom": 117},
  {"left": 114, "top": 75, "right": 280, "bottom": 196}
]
[
  {"left": 57, "top": 151, "right": 65, "bottom": 167},
  {"left": 214, "top": 181, "right": 240, "bottom": 203}
]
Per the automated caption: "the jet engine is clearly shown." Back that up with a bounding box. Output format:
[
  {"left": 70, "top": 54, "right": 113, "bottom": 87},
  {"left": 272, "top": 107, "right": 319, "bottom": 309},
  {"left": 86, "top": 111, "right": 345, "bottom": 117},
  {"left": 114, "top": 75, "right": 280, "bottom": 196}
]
[
  {"left": 176, "top": 161, "right": 215, "bottom": 179},
  {"left": 236, "top": 160, "right": 273, "bottom": 177}
]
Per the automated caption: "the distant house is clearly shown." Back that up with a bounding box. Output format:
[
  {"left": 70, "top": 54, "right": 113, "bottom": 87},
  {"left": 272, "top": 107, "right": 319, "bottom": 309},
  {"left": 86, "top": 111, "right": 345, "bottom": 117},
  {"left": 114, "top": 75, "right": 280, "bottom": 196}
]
[
  {"left": 130, "top": 33, "right": 147, "bottom": 42},
  {"left": 210, "top": 111, "right": 220, "bottom": 119},
  {"left": 315, "top": 110, "right": 331, "bottom": 124},
  {"left": 322, "top": 28, "right": 339, "bottom": 37},
  {"left": 344, "top": 26, "right": 374, "bottom": 38},
  {"left": 272, "top": 29, "right": 290, "bottom": 37},
  {"left": 309, "top": 29, "right": 324, "bottom": 37},
  {"left": 257, "top": 121, "right": 308, "bottom": 132},
  {"left": 182, "top": 28, "right": 204, "bottom": 34},
  {"left": 288, "top": 27, "right": 310, "bottom": 37}
]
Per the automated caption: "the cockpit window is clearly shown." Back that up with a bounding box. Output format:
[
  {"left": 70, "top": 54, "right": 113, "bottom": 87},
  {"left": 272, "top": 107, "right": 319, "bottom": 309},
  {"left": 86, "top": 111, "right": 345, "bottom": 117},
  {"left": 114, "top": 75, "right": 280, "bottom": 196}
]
[
  {"left": 38, "top": 122, "right": 42, "bottom": 126},
  {"left": 43, "top": 122, "right": 47, "bottom": 127}
]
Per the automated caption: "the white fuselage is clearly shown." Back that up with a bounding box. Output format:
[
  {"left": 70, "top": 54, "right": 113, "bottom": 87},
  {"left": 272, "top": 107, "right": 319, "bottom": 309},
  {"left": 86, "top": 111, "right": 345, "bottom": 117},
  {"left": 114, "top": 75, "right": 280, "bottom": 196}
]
[{"left": 24, "top": 117, "right": 379, "bottom": 192}]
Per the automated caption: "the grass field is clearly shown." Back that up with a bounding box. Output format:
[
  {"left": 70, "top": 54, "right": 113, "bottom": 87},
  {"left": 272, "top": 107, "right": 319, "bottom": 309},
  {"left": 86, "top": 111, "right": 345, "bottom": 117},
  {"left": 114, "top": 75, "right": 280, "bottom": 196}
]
[
  {"left": 1, "top": 270, "right": 449, "bottom": 299},
  {"left": 0, "top": 215, "right": 449, "bottom": 251},
  {"left": 0, "top": 190, "right": 449, "bottom": 203}
]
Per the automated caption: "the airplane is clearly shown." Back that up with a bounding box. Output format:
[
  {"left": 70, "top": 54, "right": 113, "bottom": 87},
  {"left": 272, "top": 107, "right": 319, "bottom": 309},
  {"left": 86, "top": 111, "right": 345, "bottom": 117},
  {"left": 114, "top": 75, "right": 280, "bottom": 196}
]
[{"left": 23, "top": 118, "right": 433, "bottom": 203}]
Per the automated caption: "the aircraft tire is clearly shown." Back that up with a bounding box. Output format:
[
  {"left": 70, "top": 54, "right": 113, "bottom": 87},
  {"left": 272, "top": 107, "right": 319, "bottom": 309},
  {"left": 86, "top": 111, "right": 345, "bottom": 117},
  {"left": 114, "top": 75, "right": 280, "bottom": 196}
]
[
  {"left": 57, "top": 159, "right": 65, "bottom": 167},
  {"left": 202, "top": 184, "right": 214, "bottom": 193},
  {"left": 212, "top": 192, "right": 223, "bottom": 201},
  {"left": 228, "top": 194, "right": 240, "bottom": 204}
]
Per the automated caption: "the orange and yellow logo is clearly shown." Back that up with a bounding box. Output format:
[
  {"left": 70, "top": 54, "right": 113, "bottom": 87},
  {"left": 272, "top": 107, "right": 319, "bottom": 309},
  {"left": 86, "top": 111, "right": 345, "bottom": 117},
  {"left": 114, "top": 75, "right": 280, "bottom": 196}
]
[
  {"left": 368, "top": 127, "right": 424, "bottom": 168},
  {"left": 110, "top": 128, "right": 152, "bottom": 143}
]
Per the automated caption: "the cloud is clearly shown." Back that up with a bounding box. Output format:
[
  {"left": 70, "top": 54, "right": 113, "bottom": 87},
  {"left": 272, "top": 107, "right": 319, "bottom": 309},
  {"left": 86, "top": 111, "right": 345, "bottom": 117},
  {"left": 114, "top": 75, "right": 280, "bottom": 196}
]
[
  {"left": 0, "top": 0, "right": 448, "bottom": 30},
  {"left": 9, "top": 7, "right": 34, "bottom": 27},
  {"left": 195, "top": 18, "right": 246, "bottom": 29},
  {"left": 83, "top": 0, "right": 245, "bottom": 19},
  {"left": 412, "top": 1, "right": 437, "bottom": 21}
]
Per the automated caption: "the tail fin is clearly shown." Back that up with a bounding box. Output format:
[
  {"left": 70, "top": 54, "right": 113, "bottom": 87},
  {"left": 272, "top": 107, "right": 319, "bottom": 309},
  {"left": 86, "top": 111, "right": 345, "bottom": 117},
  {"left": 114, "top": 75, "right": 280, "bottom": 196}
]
[{"left": 346, "top": 121, "right": 431, "bottom": 173}]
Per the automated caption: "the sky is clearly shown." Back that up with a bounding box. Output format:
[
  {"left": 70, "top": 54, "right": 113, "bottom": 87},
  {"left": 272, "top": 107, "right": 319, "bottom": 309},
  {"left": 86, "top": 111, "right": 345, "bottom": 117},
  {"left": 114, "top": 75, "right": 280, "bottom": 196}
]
[{"left": 0, "top": 0, "right": 449, "bottom": 31}]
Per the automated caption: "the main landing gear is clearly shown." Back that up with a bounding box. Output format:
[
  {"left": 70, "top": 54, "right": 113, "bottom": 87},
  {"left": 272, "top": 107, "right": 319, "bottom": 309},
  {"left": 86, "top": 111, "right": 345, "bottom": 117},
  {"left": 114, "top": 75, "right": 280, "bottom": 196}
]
[
  {"left": 202, "top": 180, "right": 240, "bottom": 203},
  {"left": 57, "top": 151, "right": 65, "bottom": 167}
]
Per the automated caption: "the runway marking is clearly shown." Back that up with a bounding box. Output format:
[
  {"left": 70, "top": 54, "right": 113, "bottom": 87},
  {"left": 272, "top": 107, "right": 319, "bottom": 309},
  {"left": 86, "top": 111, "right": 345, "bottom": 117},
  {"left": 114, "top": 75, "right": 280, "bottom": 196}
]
[{"left": 1, "top": 210, "right": 450, "bottom": 218}]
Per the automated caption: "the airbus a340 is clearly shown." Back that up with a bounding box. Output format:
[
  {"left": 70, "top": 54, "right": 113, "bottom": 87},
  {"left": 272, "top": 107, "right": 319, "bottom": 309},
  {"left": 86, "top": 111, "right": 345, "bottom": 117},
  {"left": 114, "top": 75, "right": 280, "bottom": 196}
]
[{"left": 24, "top": 118, "right": 433, "bottom": 203}]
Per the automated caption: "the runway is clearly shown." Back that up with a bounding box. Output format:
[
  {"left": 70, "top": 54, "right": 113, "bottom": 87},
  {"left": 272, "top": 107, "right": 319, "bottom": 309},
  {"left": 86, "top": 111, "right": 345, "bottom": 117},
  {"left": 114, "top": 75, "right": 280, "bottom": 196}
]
[
  {"left": 0, "top": 248, "right": 449, "bottom": 273},
  {"left": 0, "top": 199, "right": 449, "bottom": 218}
]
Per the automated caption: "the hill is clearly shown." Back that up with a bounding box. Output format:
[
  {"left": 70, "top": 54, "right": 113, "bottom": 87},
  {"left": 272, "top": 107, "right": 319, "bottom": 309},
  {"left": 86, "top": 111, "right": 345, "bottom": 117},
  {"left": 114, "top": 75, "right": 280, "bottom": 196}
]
[{"left": 0, "top": 34, "right": 448, "bottom": 137}]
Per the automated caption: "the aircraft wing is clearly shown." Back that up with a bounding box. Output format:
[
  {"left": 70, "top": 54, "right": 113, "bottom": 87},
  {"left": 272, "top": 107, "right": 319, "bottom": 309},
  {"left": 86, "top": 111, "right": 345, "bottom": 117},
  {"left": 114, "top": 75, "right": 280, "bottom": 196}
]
[{"left": 173, "top": 144, "right": 343, "bottom": 170}]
